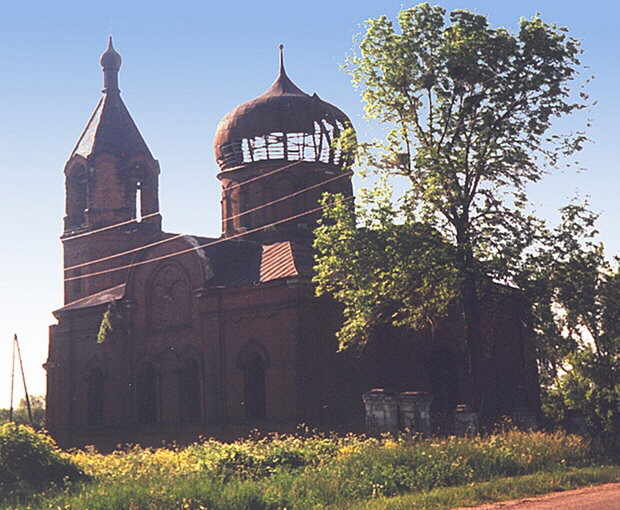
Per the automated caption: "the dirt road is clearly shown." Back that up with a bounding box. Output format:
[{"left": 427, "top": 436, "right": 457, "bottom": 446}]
[{"left": 454, "top": 482, "right": 620, "bottom": 509}]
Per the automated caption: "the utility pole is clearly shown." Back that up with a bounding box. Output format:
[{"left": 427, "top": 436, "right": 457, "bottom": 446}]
[
  {"left": 14, "top": 334, "right": 33, "bottom": 426},
  {"left": 9, "top": 334, "right": 16, "bottom": 422}
]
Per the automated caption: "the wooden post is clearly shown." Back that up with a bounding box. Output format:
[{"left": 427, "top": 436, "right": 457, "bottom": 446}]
[
  {"left": 9, "top": 334, "right": 16, "bottom": 422},
  {"left": 14, "top": 335, "right": 33, "bottom": 426}
]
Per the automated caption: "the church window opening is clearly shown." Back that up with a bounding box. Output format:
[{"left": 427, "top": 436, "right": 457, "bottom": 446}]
[
  {"left": 243, "top": 352, "right": 266, "bottom": 420},
  {"left": 68, "top": 165, "right": 88, "bottom": 227},
  {"left": 239, "top": 187, "right": 250, "bottom": 229},
  {"left": 223, "top": 184, "right": 234, "bottom": 233},
  {"left": 428, "top": 347, "right": 458, "bottom": 433},
  {"left": 86, "top": 368, "right": 104, "bottom": 426},
  {"left": 135, "top": 180, "right": 142, "bottom": 222},
  {"left": 137, "top": 363, "right": 159, "bottom": 425},
  {"left": 180, "top": 359, "right": 201, "bottom": 423}
]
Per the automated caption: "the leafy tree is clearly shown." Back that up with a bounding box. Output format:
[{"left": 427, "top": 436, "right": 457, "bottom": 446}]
[
  {"left": 0, "top": 395, "right": 46, "bottom": 429},
  {"left": 517, "top": 205, "right": 619, "bottom": 452},
  {"left": 315, "top": 184, "right": 459, "bottom": 351},
  {"left": 314, "top": 3, "right": 589, "bottom": 411}
]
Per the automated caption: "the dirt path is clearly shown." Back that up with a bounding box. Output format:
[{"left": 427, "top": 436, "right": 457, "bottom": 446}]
[{"left": 454, "top": 482, "right": 620, "bottom": 509}]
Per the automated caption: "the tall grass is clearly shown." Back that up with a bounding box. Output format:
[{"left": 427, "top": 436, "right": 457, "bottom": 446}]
[{"left": 0, "top": 429, "right": 597, "bottom": 510}]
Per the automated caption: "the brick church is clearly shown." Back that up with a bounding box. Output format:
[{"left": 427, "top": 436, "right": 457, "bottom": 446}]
[{"left": 45, "top": 40, "right": 540, "bottom": 448}]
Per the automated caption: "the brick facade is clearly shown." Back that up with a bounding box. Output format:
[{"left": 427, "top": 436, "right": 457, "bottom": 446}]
[{"left": 46, "top": 41, "right": 540, "bottom": 449}]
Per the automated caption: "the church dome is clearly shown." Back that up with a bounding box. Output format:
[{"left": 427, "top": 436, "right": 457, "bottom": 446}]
[
  {"left": 100, "top": 37, "right": 122, "bottom": 70},
  {"left": 214, "top": 46, "right": 354, "bottom": 172}
]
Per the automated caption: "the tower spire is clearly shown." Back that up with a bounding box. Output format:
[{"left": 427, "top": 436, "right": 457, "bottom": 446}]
[
  {"left": 100, "top": 36, "right": 122, "bottom": 94},
  {"left": 278, "top": 44, "right": 285, "bottom": 76}
]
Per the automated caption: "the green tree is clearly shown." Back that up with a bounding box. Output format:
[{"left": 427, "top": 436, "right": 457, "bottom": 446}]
[
  {"left": 518, "top": 205, "right": 620, "bottom": 452},
  {"left": 0, "top": 395, "right": 46, "bottom": 429},
  {"left": 314, "top": 3, "right": 589, "bottom": 411}
]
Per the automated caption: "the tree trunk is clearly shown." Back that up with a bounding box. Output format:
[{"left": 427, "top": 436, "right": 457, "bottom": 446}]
[{"left": 456, "top": 228, "right": 486, "bottom": 415}]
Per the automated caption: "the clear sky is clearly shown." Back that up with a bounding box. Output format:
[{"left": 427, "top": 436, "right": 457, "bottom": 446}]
[{"left": 0, "top": 0, "right": 618, "bottom": 409}]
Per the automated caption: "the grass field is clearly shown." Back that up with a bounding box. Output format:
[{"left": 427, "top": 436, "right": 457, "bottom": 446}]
[{"left": 1, "top": 425, "right": 617, "bottom": 510}]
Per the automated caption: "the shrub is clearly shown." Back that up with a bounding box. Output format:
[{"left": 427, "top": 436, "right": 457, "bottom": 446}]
[
  {"left": 0, "top": 423, "right": 87, "bottom": 498},
  {"left": 193, "top": 435, "right": 327, "bottom": 481},
  {"left": 3, "top": 429, "right": 594, "bottom": 510}
]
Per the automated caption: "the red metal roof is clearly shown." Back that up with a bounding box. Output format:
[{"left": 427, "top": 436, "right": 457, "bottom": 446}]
[{"left": 259, "top": 241, "right": 314, "bottom": 283}]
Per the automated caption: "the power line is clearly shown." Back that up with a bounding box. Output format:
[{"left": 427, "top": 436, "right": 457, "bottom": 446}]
[
  {"left": 65, "top": 195, "right": 354, "bottom": 282},
  {"left": 61, "top": 160, "right": 304, "bottom": 243},
  {"left": 223, "top": 160, "right": 302, "bottom": 192},
  {"left": 64, "top": 234, "right": 185, "bottom": 272},
  {"left": 226, "top": 171, "right": 352, "bottom": 223},
  {"left": 62, "top": 212, "right": 161, "bottom": 242},
  {"left": 64, "top": 170, "right": 352, "bottom": 273}
]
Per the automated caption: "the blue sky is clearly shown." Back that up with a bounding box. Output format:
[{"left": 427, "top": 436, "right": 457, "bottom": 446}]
[{"left": 0, "top": 0, "right": 618, "bottom": 408}]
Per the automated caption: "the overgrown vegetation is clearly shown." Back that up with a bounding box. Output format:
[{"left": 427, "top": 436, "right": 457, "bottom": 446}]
[
  {"left": 0, "top": 424, "right": 87, "bottom": 503},
  {"left": 332, "top": 466, "right": 620, "bottom": 510},
  {"left": 515, "top": 205, "right": 620, "bottom": 456},
  {"left": 0, "top": 428, "right": 607, "bottom": 510}
]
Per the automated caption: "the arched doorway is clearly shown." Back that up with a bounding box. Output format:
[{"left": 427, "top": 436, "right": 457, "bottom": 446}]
[
  {"left": 180, "top": 358, "right": 201, "bottom": 423},
  {"left": 237, "top": 342, "right": 269, "bottom": 420},
  {"left": 86, "top": 368, "right": 104, "bottom": 426}
]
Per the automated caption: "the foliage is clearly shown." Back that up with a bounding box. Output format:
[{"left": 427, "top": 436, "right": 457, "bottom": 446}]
[
  {"left": 97, "top": 307, "right": 113, "bottom": 344},
  {"left": 329, "top": 466, "right": 620, "bottom": 510},
  {"left": 0, "top": 429, "right": 597, "bottom": 510},
  {"left": 0, "top": 424, "right": 87, "bottom": 501},
  {"left": 315, "top": 3, "right": 590, "bottom": 400},
  {"left": 97, "top": 302, "right": 123, "bottom": 344},
  {"left": 314, "top": 186, "right": 458, "bottom": 349},
  {"left": 516, "top": 203, "right": 620, "bottom": 454},
  {"left": 0, "top": 395, "right": 46, "bottom": 429}
]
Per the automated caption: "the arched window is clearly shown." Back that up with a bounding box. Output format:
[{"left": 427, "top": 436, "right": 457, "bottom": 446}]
[
  {"left": 244, "top": 353, "right": 266, "bottom": 419},
  {"left": 137, "top": 363, "right": 159, "bottom": 425},
  {"left": 67, "top": 165, "right": 88, "bottom": 227},
  {"left": 239, "top": 187, "right": 251, "bottom": 229},
  {"left": 275, "top": 178, "right": 294, "bottom": 221},
  {"left": 148, "top": 263, "right": 191, "bottom": 330},
  {"left": 179, "top": 359, "right": 201, "bottom": 423},
  {"left": 135, "top": 180, "right": 143, "bottom": 222},
  {"left": 86, "top": 368, "right": 104, "bottom": 426},
  {"left": 237, "top": 343, "right": 269, "bottom": 420},
  {"left": 222, "top": 183, "right": 234, "bottom": 233}
]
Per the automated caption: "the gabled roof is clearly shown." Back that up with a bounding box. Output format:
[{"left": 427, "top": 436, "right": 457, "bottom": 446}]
[
  {"left": 55, "top": 283, "right": 126, "bottom": 315},
  {"left": 54, "top": 241, "right": 314, "bottom": 318}
]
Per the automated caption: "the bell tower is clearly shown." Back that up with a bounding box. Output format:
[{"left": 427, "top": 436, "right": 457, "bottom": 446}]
[
  {"left": 62, "top": 38, "right": 162, "bottom": 303},
  {"left": 64, "top": 37, "right": 161, "bottom": 236}
]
